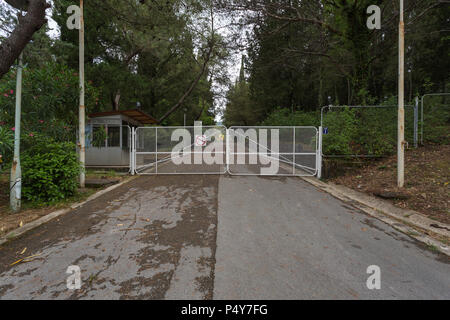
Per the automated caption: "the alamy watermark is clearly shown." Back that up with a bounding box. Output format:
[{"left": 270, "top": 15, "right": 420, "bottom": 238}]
[
  {"left": 367, "top": 5, "right": 381, "bottom": 30},
  {"left": 169, "top": 122, "right": 283, "bottom": 175},
  {"left": 366, "top": 265, "right": 381, "bottom": 290},
  {"left": 66, "top": 4, "right": 382, "bottom": 31},
  {"left": 66, "top": 265, "right": 81, "bottom": 290},
  {"left": 66, "top": 5, "right": 81, "bottom": 30}
]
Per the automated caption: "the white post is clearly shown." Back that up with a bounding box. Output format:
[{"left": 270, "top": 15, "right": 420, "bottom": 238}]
[
  {"left": 10, "top": 52, "right": 23, "bottom": 212},
  {"left": 79, "top": 0, "right": 86, "bottom": 188},
  {"left": 317, "top": 127, "right": 323, "bottom": 179},
  {"left": 131, "top": 127, "right": 135, "bottom": 175},
  {"left": 398, "top": 0, "right": 405, "bottom": 188},
  {"left": 225, "top": 129, "right": 229, "bottom": 174},
  {"left": 414, "top": 96, "right": 419, "bottom": 148}
]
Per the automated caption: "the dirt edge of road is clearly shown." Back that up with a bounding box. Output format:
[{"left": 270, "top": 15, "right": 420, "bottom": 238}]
[
  {"left": 302, "top": 177, "right": 450, "bottom": 257},
  {"left": 0, "top": 176, "right": 138, "bottom": 246}
]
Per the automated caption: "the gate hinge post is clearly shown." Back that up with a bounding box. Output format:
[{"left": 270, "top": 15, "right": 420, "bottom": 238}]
[
  {"left": 317, "top": 126, "right": 323, "bottom": 179},
  {"left": 131, "top": 127, "right": 136, "bottom": 175}
]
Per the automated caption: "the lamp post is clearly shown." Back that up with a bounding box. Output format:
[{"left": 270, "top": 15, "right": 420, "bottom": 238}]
[{"left": 398, "top": 0, "right": 405, "bottom": 188}]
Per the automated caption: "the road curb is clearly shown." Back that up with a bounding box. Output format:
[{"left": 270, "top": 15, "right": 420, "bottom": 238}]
[
  {"left": 0, "top": 175, "right": 139, "bottom": 246},
  {"left": 301, "top": 177, "right": 450, "bottom": 257}
]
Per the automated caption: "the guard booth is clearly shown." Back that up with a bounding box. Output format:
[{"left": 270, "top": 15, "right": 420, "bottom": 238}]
[{"left": 85, "top": 109, "right": 158, "bottom": 169}]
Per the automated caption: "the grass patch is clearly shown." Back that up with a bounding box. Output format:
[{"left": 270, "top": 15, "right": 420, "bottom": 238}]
[{"left": 426, "top": 243, "right": 440, "bottom": 253}]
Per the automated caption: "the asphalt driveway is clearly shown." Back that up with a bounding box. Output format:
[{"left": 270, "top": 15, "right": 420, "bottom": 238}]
[
  {"left": 214, "top": 176, "right": 450, "bottom": 299},
  {"left": 0, "top": 174, "right": 448, "bottom": 299},
  {"left": 0, "top": 175, "right": 219, "bottom": 299}
]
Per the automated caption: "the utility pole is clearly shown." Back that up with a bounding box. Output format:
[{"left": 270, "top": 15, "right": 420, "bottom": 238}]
[
  {"left": 398, "top": 0, "right": 405, "bottom": 188},
  {"left": 79, "top": 0, "right": 86, "bottom": 188},
  {"left": 10, "top": 52, "right": 23, "bottom": 212},
  {"left": 8, "top": 5, "right": 28, "bottom": 212}
]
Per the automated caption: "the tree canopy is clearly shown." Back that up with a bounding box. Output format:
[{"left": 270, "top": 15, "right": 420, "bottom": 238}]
[
  {"left": 0, "top": 0, "right": 448, "bottom": 128},
  {"left": 222, "top": 0, "right": 450, "bottom": 125}
]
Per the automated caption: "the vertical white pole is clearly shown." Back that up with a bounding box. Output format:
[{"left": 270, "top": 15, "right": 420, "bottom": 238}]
[
  {"left": 414, "top": 96, "right": 419, "bottom": 148},
  {"left": 226, "top": 128, "right": 230, "bottom": 174},
  {"left": 398, "top": 0, "right": 405, "bottom": 188},
  {"left": 317, "top": 127, "right": 323, "bottom": 179},
  {"left": 292, "top": 127, "right": 296, "bottom": 175},
  {"left": 131, "top": 127, "right": 135, "bottom": 175},
  {"left": 79, "top": 0, "right": 86, "bottom": 188},
  {"left": 421, "top": 95, "right": 424, "bottom": 145},
  {"left": 10, "top": 52, "right": 23, "bottom": 212}
]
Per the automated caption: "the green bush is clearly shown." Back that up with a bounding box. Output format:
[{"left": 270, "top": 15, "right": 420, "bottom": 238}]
[
  {"left": 0, "top": 61, "right": 99, "bottom": 135},
  {"left": 22, "top": 139, "right": 81, "bottom": 203},
  {"left": 259, "top": 101, "right": 449, "bottom": 158},
  {"left": 322, "top": 107, "right": 359, "bottom": 156},
  {"left": 261, "top": 105, "right": 419, "bottom": 157},
  {"left": 422, "top": 102, "right": 450, "bottom": 144},
  {"left": 261, "top": 108, "right": 320, "bottom": 127},
  {"left": 0, "top": 125, "right": 14, "bottom": 169}
]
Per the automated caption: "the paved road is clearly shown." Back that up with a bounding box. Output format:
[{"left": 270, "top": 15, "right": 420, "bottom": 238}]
[
  {"left": 0, "top": 175, "right": 449, "bottom": 299},
  {"left": 214, "top": 176, "right": 449, "bottom": 299},
  {"left": 0, "top": 176, "right": 219, "bottom": 299}
]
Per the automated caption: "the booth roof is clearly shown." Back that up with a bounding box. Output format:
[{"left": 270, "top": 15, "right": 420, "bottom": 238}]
[{"left": 88, "top": 109, "right": 158, "bottom": 125}]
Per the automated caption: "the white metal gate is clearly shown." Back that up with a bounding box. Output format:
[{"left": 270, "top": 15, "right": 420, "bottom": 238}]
[
  {"left": 133, "top": 125, "right": 227, "bottom": 175},
  {"left": 131, "top": 125, "right": 322, "bottom": 177},
  {"left": 227, "top": 126, "right": 319, "bottom": 176}
]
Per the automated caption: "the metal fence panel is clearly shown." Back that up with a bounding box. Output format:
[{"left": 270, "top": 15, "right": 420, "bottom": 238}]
[
  {"left": 134, "top": 126, "right": 227, "bottom": 175},
  {"left": 420, "top": 93, "right": 450, "bottom": 145},
  {"left": 227, "top": 126, "right": 318, "bottom": 176}
]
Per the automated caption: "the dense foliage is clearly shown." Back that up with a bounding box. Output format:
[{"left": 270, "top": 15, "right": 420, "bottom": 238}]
[
  {"left": 0, "top": 125, "right": 13, "bottom": 169},
  {"left": 0, "top": 61, "right": 99, "bottom": 133},
  {"left": 223, "top": 0, "right": 450, "bottom": 128},
  {"left": 21, "top": 138, "right": 80, "bottom": 203}
]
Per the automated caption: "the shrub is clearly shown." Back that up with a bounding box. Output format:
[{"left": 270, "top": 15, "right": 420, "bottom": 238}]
[
  {"left": 321, "top": 107, "right": 358, "bottom": 156},
  {"left": 0, "top": 125, "right": 14, "bottom": 170},
  {"left": 261, "top": 108, "right": 320, "bottom": 127},
  {"left": 422, "top": 102, "right": 450, "bottom": 145},
  {"left": 0, "top": 61, "right": 99, "bottom": 133},
  {"left": 21, "top": 139, "right": 81, "bottom": 203}
]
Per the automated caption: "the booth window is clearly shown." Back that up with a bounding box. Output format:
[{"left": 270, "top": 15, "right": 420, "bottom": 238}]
[
  {"left": 92, "top": 125, "right": 106, "bottom": 148},
  {"left": 108, "top": 126, "right": 121, "bottom": 147},
  {"left": 122, "top": 127, "right": 128, "bottom": 148}
]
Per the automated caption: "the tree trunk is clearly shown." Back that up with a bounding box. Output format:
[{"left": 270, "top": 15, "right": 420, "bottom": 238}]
[
  {"left": 113, "top": 89, "right": 121, "bottom": 111},
  {"left": 0, "top": 0, "right": 50, "bottom": 79}
]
